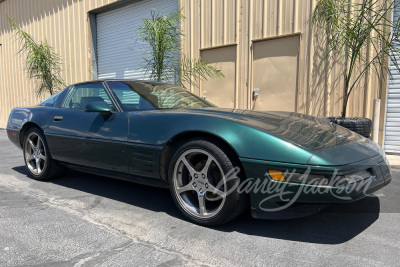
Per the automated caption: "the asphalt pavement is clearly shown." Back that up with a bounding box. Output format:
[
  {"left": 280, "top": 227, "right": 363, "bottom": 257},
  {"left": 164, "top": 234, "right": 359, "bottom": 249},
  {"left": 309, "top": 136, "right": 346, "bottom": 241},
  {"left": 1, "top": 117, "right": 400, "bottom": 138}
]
[{"left": 0, "top": 130, "right": 400, "bottom": 266}]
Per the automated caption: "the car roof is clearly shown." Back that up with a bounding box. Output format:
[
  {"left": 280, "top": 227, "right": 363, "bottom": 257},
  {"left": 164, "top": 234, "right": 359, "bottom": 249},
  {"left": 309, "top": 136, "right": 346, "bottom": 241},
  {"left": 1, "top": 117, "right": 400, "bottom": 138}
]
[{"left": 70, "top": 79, "right": 170, "bottom": 87}]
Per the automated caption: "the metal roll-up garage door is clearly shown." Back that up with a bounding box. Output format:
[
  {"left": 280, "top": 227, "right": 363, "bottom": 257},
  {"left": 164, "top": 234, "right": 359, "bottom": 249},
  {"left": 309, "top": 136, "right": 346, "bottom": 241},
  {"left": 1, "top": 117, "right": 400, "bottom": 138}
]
[
  {"left": 96, "top": 0, "right": 178, "bottom": 79},
  {"left": 384, "top": 3, "right": 400, "bottom": 153}
]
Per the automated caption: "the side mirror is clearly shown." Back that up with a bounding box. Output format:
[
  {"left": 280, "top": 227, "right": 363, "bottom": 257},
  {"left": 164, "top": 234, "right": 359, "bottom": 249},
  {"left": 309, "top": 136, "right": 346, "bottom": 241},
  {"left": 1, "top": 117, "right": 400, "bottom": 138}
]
[{"left": 84, "top": 101, "right": 112, "bottom": 113}]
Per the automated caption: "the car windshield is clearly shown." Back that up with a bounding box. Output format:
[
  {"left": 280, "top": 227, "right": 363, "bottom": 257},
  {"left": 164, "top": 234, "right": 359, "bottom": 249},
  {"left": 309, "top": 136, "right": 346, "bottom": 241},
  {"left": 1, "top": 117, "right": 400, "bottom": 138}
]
[{"left": 106, "top": 81, "right": 215, "bottom": 111}]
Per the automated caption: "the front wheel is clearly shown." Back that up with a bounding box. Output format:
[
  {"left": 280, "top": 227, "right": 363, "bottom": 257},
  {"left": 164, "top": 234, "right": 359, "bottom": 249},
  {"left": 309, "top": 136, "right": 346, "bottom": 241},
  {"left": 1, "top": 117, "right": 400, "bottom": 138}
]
[
  {"left": 23, "top": 127, "right": 65, "bottom": 180},
  {"left": 168, "top": 138, "right": 248, "bottom": 226}
]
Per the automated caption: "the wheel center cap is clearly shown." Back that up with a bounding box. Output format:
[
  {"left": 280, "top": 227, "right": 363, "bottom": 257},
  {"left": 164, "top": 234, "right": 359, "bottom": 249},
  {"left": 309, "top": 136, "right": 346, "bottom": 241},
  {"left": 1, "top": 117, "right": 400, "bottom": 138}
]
[
  {"left": 33, "top": 150, "right": 40, "bottom": 159},
  {"left": 192, "top": 178, "right": 209, "bottom": 195}
]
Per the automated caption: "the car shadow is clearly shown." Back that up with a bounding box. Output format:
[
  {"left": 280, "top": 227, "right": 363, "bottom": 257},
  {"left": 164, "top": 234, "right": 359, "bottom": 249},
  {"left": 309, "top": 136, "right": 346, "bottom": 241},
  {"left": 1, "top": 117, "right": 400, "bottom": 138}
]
[
  {"left": 13, "top": 166, "right": 380, "bottom": 245},
  {"left": 218, "top": 197, "right": 380, "bottom": 244}
]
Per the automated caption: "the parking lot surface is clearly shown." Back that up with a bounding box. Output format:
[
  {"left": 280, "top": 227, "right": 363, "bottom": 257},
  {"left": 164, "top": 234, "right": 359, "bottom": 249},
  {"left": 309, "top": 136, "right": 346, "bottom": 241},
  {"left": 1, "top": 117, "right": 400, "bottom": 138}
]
[{"left": 0, "top": 131, "right": 399, "bottom": 266}]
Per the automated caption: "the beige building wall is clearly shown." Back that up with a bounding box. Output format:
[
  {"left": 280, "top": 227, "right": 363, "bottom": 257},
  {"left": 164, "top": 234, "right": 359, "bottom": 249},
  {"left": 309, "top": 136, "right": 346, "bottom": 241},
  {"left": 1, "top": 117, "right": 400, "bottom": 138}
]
[
  {"left": 0, "top": 0, "right": 120, "bottom": 128},
  {"left": 0, "top": 0, "right": 390, "bottom": 144},
  {"left": 180, "top": 0, "right": 389, "bottom": 143}
]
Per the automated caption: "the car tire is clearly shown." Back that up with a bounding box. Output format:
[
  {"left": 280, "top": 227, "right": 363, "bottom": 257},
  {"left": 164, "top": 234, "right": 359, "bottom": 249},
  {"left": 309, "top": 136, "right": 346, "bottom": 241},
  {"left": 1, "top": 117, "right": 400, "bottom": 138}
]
[
  {"left": 325, "top": 117, "right": 372, "bottom": 138},
  {"left": 168, "top": 138, "right": 248, "bottom": 226},
  {"left": 23, "top": 127, "right": 66, "bottom": 181}
]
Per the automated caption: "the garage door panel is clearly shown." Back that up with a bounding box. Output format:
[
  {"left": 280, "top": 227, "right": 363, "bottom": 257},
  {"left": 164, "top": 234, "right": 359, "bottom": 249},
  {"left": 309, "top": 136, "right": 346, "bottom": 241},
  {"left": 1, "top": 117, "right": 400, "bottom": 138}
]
[
  {"left": 385, "top": 136, "right": 400, "bottom": 141},
  {"left": 388, "top": 94, "right": 400, "bottom": 99},
  {"left": 385, "top": 8, "right": 400, "bottom": 153},
  {"left": 387, "top": 79, "right": 400, "bottom": 84},
  {"left": 385, "top": 126, "right": 400, "bottom": 132},
  {"left": 387, "top": 89, "right": 400, "bottom": 94},
  {"left": 387, "top": 108, "right": 400, "bottom": 113},
  {"left": 383, "top": 145, "right": 400, "bottom": 152},
  {"left": 386, "top": 118, "right": 400, "bottom": 123},
  {"left": 386, "top": 121, "right": 400, "bottom": 127},
  {"left": 384, "top": 141, "right": 400, "bottom": 146},
  {"left": 96, "top": 0, "right": 178, "bottom": 80},
  {"left": 386, "top": 112, "right": 400, "bottom": 117}
]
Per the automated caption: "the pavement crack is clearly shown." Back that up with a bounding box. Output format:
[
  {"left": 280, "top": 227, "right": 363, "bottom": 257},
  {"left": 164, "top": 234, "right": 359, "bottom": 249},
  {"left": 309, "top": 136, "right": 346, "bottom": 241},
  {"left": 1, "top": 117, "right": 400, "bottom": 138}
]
[
  {"left": 73, "top": 252, "right": 101, "bottom": 267},
  {"left": 85, "top": 196, "right": 103, "bottom": 210},
  {"left": 72, "top": 240, "right": 135, "bottom": 267},
  {"left": 0, "top": 176, "right": 213, "bottom": 267}
]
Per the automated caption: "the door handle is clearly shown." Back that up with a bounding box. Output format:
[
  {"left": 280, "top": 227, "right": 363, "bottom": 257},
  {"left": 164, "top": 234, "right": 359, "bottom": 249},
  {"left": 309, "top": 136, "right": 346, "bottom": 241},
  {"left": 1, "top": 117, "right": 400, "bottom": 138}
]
[{"left": 53, "top": 116, "right": 63, "bottom": 122}]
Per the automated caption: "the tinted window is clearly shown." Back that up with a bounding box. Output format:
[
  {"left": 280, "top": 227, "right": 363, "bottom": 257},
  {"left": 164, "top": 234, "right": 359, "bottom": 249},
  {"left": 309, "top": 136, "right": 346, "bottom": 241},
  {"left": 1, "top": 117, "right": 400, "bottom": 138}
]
[
  {"left": 39, "top": 91, "right": 62, "bottom": 107},
  {"left": 108, "top": 82, "right": 143, "bottom": 110},
  {"left": 107, "top": 81, "right": 215, "bottom": 111},
  {"left": 62, "top": 83, "right": 116, "bottom": 111}
]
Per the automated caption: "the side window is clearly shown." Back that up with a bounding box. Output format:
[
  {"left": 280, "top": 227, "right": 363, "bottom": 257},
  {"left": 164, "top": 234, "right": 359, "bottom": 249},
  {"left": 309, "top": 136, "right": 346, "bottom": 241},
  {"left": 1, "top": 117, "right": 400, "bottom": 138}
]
[
  {"left": 39, "top": 91, "right": 63, "bottom": 107},
  {"left": 114, "top": 88, "right": 140, "bottom": 106},
  {"left": 107, "top": 81, "right": 158, "bottom": 110},
  {"left": 62, "top": 83, "right": 116, "bottom": 110}
]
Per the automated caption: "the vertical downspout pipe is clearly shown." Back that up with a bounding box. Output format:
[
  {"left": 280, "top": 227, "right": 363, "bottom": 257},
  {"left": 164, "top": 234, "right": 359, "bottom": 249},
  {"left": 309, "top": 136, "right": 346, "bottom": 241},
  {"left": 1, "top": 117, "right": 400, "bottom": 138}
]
[{"left": 372, "top": 99, "right": 381, "bottom": 143}]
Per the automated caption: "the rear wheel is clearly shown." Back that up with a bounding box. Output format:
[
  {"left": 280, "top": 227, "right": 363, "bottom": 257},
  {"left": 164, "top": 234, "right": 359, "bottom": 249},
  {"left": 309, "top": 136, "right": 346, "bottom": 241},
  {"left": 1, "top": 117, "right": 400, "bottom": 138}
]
[
  {"left": 23, "top": 127, "right": 66, "bottom": 180},
  {"left": 168, "top": 138, "right": 248, "bottom": 226}
]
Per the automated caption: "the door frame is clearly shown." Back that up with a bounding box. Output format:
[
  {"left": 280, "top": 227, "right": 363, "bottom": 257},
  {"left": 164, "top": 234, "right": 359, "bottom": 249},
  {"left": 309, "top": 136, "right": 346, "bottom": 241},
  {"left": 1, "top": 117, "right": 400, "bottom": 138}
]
[
  {"left": 250, "top": 32, "right": 302, "bottom": 112},
  {"left": 199, "top": 43, "right": 238, "bottom": 108}
]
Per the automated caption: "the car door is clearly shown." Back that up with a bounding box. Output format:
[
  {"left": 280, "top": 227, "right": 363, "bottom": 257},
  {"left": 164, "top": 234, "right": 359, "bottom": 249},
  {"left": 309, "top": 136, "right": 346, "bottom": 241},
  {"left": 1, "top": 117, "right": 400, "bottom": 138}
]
[
  {"left": 105, "top": 80, "right": 162, "bottom": 179},
  {"left": 47, "top": 82, "right": 129, "bottom": 173},
  {"left": 46, "top": 85, "right": 95, "bottom": 165}
]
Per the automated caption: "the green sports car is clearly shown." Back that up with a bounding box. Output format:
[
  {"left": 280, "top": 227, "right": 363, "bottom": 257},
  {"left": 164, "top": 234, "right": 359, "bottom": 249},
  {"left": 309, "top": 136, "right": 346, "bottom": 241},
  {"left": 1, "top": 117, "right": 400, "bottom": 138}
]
[{"left": 7, "top": 80, "right": 392, "bottom": 226}]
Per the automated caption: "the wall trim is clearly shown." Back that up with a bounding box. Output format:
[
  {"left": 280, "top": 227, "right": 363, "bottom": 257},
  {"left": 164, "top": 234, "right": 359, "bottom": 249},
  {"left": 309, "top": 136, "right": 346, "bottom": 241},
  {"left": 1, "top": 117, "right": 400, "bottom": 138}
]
[
  {"left": 89, "top": 0, "right": 142, "bottom": 14},
  {"left": 251, "top": 32, "right": 302, "bottom": 43},
  {"left": 200, "top": 43, "right": 237, "bottom": 52},
  {"left": 89, "top": 13, "right": 98, "bottom": 80}
]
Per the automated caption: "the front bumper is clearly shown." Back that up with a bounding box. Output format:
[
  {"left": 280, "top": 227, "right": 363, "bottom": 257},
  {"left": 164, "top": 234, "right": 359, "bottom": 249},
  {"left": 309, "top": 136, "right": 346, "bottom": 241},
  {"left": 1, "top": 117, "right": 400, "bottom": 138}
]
[{"left": 240, "top": 154, "right": 391, "bottom": 219}]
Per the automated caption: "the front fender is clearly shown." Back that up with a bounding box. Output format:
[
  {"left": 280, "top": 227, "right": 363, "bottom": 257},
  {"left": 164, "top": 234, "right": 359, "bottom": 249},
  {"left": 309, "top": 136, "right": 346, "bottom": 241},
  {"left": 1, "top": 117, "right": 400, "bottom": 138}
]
[{"left": 128, "top": 112, "right": 314, "bottom": 165}]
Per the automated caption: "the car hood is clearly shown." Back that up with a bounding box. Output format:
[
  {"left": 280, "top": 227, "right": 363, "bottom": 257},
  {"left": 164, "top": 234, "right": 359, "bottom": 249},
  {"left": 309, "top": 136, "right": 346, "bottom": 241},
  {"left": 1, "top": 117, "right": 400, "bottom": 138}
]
[{"left": 176, "top": 108, "right": 382, "bottom": 164}]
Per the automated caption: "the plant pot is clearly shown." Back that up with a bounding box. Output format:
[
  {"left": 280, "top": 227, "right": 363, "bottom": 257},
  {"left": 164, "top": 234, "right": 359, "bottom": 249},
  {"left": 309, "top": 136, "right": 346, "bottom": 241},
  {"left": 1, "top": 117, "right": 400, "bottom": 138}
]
[{"left": 325, "top": 117, "right": 372, "bottom": 138}]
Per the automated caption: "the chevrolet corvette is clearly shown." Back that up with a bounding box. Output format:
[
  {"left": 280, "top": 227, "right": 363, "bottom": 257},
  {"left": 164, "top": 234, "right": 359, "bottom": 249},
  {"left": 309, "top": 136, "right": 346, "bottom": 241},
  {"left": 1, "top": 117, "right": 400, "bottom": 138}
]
[{"left": 7, "top": 80, "right": 392, "bottom": 225}]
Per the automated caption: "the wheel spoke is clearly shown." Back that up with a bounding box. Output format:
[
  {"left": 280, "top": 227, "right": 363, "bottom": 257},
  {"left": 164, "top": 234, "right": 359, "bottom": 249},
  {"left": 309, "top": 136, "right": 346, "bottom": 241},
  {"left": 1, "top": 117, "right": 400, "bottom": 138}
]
[
  {"left": 201, "top": 156, "right": 213, "bottom": 175},
  {"left": 24, "top": 134, "right": 47, "bottom": 175},
  {"left": 36, "top": 137, "right": 41, "bottom": 149},
  {"left": 37, "top": 159, "right": 42, "bottom": 173},
  {"left": 29, "top": 139, "right": 36, "bottom": 150},
  {"left": 27, "top": 154, "right": 35, "bottom": 162},
  {"left": 176, "top": 183, "right": 193, "bottom": 194},
  {"left": 198, "top": 195, "right": 206, "bottom": 215},
  {"left": 181, "top": 156, "right": 196, "bottom": 177},
  {"left": 207, "top": 183, "right": 225, "bottom": 197},
  {"left": 173, "top": 148, "right": 227, "bottom": 219}
]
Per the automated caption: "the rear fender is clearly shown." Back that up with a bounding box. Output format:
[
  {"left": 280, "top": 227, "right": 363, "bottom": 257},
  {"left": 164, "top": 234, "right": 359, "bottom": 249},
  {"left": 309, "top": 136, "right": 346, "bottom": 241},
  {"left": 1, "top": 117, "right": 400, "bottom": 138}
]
[{"left": 7, "top": 107, "right": 53, "bottom": 149}]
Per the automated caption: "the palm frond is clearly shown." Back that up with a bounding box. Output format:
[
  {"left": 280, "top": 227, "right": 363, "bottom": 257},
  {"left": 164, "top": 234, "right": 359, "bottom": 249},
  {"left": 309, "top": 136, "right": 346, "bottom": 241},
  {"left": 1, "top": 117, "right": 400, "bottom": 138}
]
[
  {"left": 7, "top": 16, "right": 65, "bottom": 97},
  {"left": 178, "top": 55, "right": 224, "bottom": 90},
  {"left": 138, "top": 10, "right": 224, "bottom": 89},
  {"left": 312, "top": 0, "right": 400, "bottom": 117}
]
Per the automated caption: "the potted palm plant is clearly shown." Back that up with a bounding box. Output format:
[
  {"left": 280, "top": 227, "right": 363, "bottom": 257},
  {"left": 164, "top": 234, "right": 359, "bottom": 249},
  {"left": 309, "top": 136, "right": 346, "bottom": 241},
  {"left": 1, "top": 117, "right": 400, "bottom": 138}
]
[
  {"left": 7, "top": 16, "right": 65, "bottom": 97},
  {"left": 312, "top": 0, "right": 400, "bottom": 138},
  {"left": 137, "top": 10, "right": 224, "bottom": 90}
]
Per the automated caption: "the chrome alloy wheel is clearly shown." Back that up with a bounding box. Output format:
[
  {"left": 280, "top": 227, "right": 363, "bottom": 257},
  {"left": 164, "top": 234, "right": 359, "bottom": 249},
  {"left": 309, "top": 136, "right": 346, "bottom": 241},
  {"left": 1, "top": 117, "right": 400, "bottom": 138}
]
[
  {"left": 24, "top": 132, "right": 47, "bottom": 175},
  {"left": 173, "top": 149, "right": 227, "bottom": 219}
]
